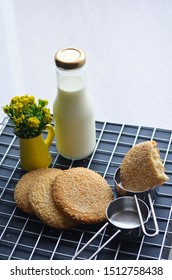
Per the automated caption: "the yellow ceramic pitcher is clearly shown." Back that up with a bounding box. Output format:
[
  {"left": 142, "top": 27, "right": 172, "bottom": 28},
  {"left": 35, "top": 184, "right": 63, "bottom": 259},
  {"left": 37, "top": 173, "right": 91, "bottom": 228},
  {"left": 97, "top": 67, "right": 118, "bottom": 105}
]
[{"left": 18, "top": 124, "right": 55, "bottom": 171}]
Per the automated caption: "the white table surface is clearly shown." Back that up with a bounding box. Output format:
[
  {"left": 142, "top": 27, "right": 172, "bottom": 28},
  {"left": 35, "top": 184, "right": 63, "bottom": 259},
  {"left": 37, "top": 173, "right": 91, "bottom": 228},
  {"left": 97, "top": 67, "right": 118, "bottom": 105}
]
[
  {"left": 0, "top": 0, "right": 172, "bottom": 130},
  {"left": 0, "top": 0, "right": 172, "bottom": 260}
]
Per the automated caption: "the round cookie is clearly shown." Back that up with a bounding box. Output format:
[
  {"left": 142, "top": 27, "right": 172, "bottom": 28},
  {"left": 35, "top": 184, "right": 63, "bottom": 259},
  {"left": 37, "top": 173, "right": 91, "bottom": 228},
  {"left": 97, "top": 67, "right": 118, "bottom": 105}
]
[
  {"left": 14, "top": 168, "right": 51, "bottom": 214},
  {"left": 52, "top": 167, "right": 114, "bottom": 224},
  {"left": 28, "top": 168, "right": 77, "bottom": 229},
  {"left": 120, "top": 140, "right": 169, "bottom": 192}
]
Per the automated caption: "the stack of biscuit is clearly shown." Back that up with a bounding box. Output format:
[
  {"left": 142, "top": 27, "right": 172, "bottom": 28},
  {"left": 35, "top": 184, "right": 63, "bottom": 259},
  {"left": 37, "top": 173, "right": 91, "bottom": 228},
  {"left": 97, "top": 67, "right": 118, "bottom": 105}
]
[{"left": 14, "top": 167, "right": 114, "bottom": 229}]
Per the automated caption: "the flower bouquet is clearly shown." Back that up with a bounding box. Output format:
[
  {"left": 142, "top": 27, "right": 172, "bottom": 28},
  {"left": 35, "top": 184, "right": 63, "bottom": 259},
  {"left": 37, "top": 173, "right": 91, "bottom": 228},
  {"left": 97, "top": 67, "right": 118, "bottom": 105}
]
[
  {"left": 3, "top": 95, "right": 52, "bottom": 138},
  {"left": 2, "top": 95, "right": 55, "bottom": 170}
]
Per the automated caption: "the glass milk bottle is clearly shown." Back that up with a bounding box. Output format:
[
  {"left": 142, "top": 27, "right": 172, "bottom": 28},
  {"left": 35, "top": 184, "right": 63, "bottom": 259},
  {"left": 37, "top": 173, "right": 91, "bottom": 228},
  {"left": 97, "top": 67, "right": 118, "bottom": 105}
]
[{"left": 53, "top": 47, "right": 96, "bottom": 159}]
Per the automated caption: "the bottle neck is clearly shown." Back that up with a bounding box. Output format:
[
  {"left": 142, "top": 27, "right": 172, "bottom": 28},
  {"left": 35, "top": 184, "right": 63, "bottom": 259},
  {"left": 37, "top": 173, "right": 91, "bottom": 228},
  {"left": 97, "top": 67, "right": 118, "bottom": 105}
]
[
  {"left": 56, "top": 65, "right": 86, "bottom": 86},
  {"left": 55, "top": 65, "right": 88, "bottom": 107}
]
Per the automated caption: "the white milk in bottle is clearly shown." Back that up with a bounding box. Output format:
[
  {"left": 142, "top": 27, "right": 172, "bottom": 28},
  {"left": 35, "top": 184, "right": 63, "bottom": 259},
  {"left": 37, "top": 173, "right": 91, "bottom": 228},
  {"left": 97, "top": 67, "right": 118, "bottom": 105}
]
[{"left": 53, "top": 47, "right": 96, "bottom": 159}]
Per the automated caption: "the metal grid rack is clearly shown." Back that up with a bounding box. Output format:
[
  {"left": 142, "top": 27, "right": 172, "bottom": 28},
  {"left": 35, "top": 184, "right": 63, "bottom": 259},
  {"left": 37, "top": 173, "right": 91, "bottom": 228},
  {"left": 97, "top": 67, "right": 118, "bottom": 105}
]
[{"left": 0, "top": 118, "right": 172, "bottom": 260}]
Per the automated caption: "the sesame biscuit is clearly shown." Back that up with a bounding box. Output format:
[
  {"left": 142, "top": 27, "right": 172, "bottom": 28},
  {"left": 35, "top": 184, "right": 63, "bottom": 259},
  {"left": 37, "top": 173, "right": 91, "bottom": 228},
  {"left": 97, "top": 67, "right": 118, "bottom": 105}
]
[
  {"left": 120, "top": 140, "right": 169, "bottom": 192},
  {"left": 28, "top": 168, "right": 77, "bottom": 229},
  {"left": 14, "top": 168, "right": 51, "bottom": 214},
  {"left": 52, "top": 167, "right": 114, "bottom": 224}
]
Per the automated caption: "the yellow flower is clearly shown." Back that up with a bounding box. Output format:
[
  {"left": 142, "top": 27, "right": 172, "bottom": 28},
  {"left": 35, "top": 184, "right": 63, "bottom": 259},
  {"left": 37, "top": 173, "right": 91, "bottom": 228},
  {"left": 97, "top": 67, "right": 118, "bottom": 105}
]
[
  {"left": 17, "top": 103, "right": 24, "bottom": 112},
  {"left": 11, "top": 96, "right": 20, "bottom": 104},
  {"left": 13, "top": 105, "right": 20, "bottom": 114},
  {"left": 13, "top": 116, "right": 24, "bottom": 126},
  {"left": 3, "top": 105, "right": 9, "bottom": 114},
  {"left": 42, "top": 107, "right": 49, "bottom": 113},
  {"left": 28, "top": 117, "right": 40, "bottom": 128},
  {"left": 44, "top": 113, "right": 52, "bottom": 123},
  {"left": 22, "top": 97, "right": 29, "bottom": 106},
  {"left": 28, "top": 96, "right": 35, "bottom": 104}
]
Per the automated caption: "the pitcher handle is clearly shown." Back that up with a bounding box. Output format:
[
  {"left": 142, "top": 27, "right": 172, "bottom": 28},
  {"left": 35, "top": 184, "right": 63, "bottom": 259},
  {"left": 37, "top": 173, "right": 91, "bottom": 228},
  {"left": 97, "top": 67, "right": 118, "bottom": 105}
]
[{"left": 44, "top": 124, "right": 55, "bottom": 148}]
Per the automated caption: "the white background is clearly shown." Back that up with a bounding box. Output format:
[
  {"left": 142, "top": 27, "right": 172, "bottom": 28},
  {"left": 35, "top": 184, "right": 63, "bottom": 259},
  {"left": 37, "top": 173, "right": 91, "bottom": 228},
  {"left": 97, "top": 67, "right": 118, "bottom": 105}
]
[{"left": 0, "top": 0, "right": 172, "bottom": 130}]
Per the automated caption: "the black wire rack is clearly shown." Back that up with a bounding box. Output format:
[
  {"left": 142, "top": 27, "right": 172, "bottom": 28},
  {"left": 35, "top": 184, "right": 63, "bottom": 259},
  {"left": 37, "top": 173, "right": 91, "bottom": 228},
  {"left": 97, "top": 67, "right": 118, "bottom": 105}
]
[{"left": 0, "top": 118, "right": 172, "bottom": 260}]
